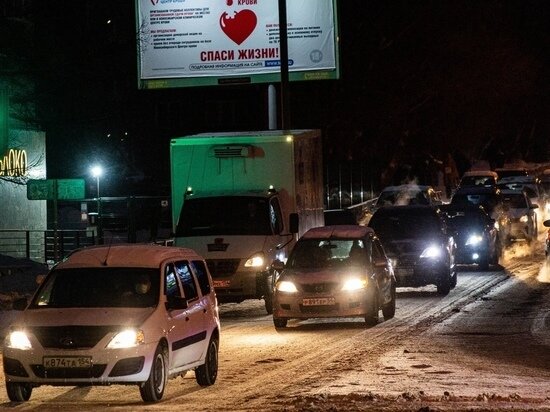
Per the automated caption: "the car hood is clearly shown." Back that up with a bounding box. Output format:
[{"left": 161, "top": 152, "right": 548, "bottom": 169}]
[
  {"left": 379, "top": 238, "right": 440, "bottom": 257},
  {"left": 11, "top": 307, "right": 156, "bottom": 328},
  {"left": 506, "top": 208, "right": 530, "bottom": 218}
]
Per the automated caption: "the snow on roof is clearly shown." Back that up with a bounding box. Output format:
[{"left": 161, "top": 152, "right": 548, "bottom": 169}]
[{"left": 56, "top": 244, "right": 202, "bottom": 269}]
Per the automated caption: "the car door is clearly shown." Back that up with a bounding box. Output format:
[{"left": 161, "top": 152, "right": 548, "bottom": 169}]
[
  {"left": 371, "top": 238, "right": 393, "bottom": 304},
  {"left": 163, "top": 261, "right": 205, "bottom": 369}
]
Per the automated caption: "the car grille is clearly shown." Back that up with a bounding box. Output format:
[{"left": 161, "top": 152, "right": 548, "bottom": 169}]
[
  {"left": 396, "top": 255, "right": 417, "bottom": 267},
  {"left": 206, "top": 259, "right": 240, "bottom": 278},
  {"left": 30, "top": 326, "right": 115, "bottom": 349},
  {"left": 301, "top": 283, "right": 339, "bottom": 293},
  {"left": 31, "top": 364, "right": 107, "bottom": 379}
]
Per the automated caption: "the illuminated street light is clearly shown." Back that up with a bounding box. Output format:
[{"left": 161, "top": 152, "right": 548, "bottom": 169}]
[
  {"left": 90, "top": 165, "right": 104, "bottom": 244},
  {"left": 91, "top": 165, "right": 103, "bottom": 198}
]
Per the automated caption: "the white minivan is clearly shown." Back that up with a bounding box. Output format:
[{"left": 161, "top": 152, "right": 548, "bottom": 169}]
[{"left": 3, "top": 244, "right": 220, "bottom": 403}]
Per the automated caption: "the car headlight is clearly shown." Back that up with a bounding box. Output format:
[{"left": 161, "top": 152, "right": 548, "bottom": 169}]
[
  {"left": 276, "top": 280, "right": 298, "bottom": 293},
  {"left": 5, "top": 330, "right": 32, "bottom": 350},
  {"left": 244, "top": 252, "right": 265, "bottom": 268},
  {"left": 466, "top": 234, "right": 483, "bottom": 246},
  {"left": 420, "top": 244, "right": 442, "bottom": 259},
  {"left": 341, "top": 277, "right": 368, "bottom": 291},
  {"left": 106, "top": 329, "right": 144, "bottom": 349},
  {"left": 519, "top": 215, "right": 528, "bottom": 223}
]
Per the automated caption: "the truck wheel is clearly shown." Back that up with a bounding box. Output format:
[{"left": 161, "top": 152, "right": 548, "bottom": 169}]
[
  {"left": 196, "top": 337, "right": 219, "bottom": 386},
  {"left": 6, "top": 382, "right": 32, "bottom": 402},
  {"left": 140, "top": 344, "right": 168, "bottom": 402}
]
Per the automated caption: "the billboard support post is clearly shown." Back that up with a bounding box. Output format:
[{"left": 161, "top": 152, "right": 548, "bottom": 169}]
[{"left": 278, "top": 0, "right": 290, "bottom": 130}]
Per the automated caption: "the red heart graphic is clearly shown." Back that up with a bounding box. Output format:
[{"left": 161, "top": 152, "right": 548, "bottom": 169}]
[{"left": 220, "top": 10, "right": 257, "bottom": 45}]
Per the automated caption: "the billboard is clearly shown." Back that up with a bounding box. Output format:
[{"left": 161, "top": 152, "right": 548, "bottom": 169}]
[{"left": 136, "top": 0, "right": 339, "bottom": 89}]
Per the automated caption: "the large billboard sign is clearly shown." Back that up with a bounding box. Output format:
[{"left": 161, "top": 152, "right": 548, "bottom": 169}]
[{"left": 136, "top": 0, "right": 339, "bottom": 89}]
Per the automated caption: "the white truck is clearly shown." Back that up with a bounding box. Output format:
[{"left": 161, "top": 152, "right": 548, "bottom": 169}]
[{"left": 170, "top": 130, "right": 324, "bottom": 313}]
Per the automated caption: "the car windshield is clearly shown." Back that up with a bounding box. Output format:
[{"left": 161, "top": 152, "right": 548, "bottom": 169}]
[
  {"left": 460, "top": 176, "right": 495, "bottom": 187},
  {"left": 287, "top": 239, "right": 367, "bottom": 269},
  {"left": 451, "top": 193, "right": 499, "bottom": 214},
  {"left": 442, "top": 210, "right": 488, "bottom": 230},
  {"left": 176, "top": 196, "right": 272, "bottom": 236},
  {"left": 30, "top": 268, "right": 160, "bottom": 308},
  {"left": 369, "top": 211, "right": 441, "bottom": 240}
]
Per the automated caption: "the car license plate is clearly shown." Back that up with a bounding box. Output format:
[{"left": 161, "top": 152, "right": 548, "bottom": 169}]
[
  {"left": 213, "top": 280, "right": 231, "bottom": 288},
  {"left": 302, "top": 297, "right": 335, "bottom": 306},
  {"left": 43, "top": 356, "right": 92, "bottom": 368},
  {"left": 396, "top": 267, "right": 414, "bottom": 276}
]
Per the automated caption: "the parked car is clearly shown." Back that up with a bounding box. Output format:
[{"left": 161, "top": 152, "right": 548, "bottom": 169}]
[
  {"left": 439, "top": 204, "right": 501, "bottom": 270},
  {"left": 271, "top": 225, "right": 396, "bottom": 328},
  {"left": 3, "top": 244, "right": 220, "bottom": 403},
  {"left": 359, "top": 184, "right": 442, "bottom": 225},
  {"left": 497, "top": 176, "right": 546, "bottom": 220},
  {"left": 500, "top": 189, "right": 538, "bottom": 244},
  {"left": 457, "top": 170, "right": 499, "bottom": 189},
  {"left": 367, "top": 205, "right": 457, "bottom": 295}
]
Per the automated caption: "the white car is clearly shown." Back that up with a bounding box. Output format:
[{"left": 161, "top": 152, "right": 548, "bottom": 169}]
[
  {"left": 500, "top": 189, "right": 538, "bottom": 243},
  {"left": 3, "top": 244, "right": 220, "bottom": 403}
]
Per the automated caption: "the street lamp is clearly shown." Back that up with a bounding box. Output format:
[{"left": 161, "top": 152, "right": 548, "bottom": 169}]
[
  {"left": 90, "top": 165, "right": 104, "bottom": 244},
  {"left": 91, "top": 165, "right": 103, "bottom": 199}
]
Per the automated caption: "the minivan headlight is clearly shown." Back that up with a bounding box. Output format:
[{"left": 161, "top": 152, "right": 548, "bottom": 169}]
[
  {"left": 466, "top": 234, "right": 483, "bottom": 246},
  {"left": 341, "top": 277, "right": 368, "bottom": 291},
  {"left": 5, "top": 330, "right": 32, "bottom": 350},
  {"left": 106, "top": 329, "right": 144, "bottom": 349}
]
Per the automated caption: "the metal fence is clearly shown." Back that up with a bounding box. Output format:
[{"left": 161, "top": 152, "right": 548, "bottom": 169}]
[{"left": 0, "top": 229, "right": 96, "bottom": 264}]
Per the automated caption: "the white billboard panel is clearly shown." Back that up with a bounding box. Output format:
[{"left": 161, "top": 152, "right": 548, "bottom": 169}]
[{"left": 136, "top": 0, "right": 339, "bottom": 88}]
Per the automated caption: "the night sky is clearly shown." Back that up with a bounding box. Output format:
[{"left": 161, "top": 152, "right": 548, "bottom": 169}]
[{"left": 3, "top": 1, "right": 550, "bottom": 196}]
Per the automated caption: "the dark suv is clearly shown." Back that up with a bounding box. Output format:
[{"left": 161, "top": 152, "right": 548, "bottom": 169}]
[{"left": 368, "top": 205, "right": 457, "bottom": 295}]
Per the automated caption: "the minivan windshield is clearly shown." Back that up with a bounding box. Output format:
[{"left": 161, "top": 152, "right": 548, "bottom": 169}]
[
  {"left": 31, "top": 268, "right": 160, "bottom": 308},
  {"left": 176, "top": 196, "right": 272, "bottom": 236}
]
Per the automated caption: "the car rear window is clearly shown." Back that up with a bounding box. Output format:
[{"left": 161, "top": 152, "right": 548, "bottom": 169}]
[{"left": 369, "top": 210, "right": 441, "bottom": 239}]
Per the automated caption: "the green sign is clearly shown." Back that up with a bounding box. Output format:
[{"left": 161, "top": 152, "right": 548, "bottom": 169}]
[{"left": 27, "top": 179, "right": 85, "bottom": 200}]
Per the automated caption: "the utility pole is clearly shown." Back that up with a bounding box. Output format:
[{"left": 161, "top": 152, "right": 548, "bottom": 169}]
[{"left": 278, "top": 0, "right": 290, "bottom": 131}]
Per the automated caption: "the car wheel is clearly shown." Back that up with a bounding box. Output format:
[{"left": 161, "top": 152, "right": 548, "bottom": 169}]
[
  {"left": 6, "top": 382, "right": 32, "bottom": 402},
  {"left": 364, "top": 294, "right": 379, "bottom": 326},
  {"left": 478, "top": 258, "right": 490, "bottom": 271},
  {"left": 140, "top": 344, "right": 168, "bottom": 402},
  {"left": 196, "top": 336, "right": 219, "bottom": 386},
  {"left": 382, "top": 285, "right": 396, "bottom": 320},
  {"left": 263, "top": 272, "right": 275, "bottom": 315},
  {"left": 436, "top": 272, "right": 451, "bottom": 296},
  {"left": 273, "top": 317, "right": 288, "bottom": 328}
]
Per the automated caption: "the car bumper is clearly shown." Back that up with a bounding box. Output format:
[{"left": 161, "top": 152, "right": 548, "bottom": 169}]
[
  {"left": 3, "top": 341, "right": 158, "bottom": 385},
  {"left": 272, "top": 289, "right": 375, "bottom": 320},
  {"left": 393, "top": 258, "right": 450, "bottom": 287}
]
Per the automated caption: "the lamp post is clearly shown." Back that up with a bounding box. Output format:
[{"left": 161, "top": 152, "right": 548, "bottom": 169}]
[{"left": 91, "top": 165, "right": 104, "bottom": 244}]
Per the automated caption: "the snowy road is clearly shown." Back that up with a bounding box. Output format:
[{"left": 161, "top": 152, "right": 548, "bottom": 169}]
[{"left": 1, "top": 244, "right": 549, "bottom": 411}]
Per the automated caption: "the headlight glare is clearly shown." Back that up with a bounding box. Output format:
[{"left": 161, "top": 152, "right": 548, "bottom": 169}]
[
  {"left": 244, "top": 253, "right": 265, "bottom": 268},
  {"left": 341, "top": 277, "right": 368, "bottom": 291},
  {"left": 466, "top": 234, "right": 483, "bottom": 246},
  {"left": 107, "top": 329, "right": 144, "bottom": 349},
  {"left": 5, "top": 331, "right": 32, "bottom": 350},
  {"left": 420, "top": 245, "right": 442, "bottom": 259},
  {"left": 276, "top": 281, "right": 298, "bottom": 293},
  {"left": 519, "top": 215, "right": 528, "bottom": 223}
]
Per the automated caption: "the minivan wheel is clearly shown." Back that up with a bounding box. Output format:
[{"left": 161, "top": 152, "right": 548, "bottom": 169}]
[
  {"left": 6, "top": 382, "right": 32, "bottom": 402},
  {"left": 196, "top": 337, "right": 219, "bottom": 386},
  {"left": 140, "top": 344, "right": 168, "bottom": 402}
]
